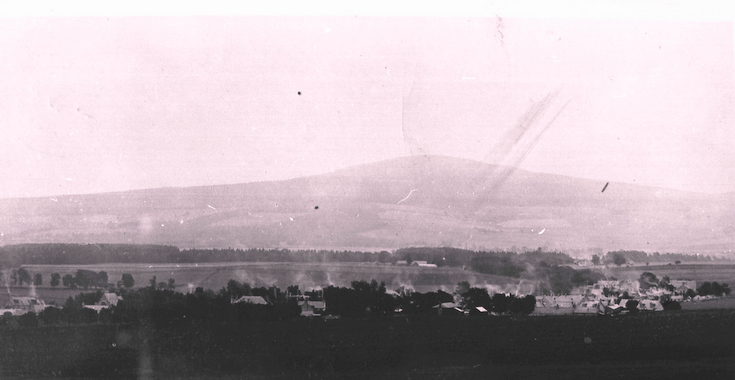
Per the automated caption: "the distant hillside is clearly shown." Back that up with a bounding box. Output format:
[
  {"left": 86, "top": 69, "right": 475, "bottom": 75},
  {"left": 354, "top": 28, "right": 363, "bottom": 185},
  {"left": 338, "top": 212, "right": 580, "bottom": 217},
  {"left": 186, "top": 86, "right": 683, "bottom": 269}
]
[{"left": 0, "top": 155, "right": 733, "bottom": 254}]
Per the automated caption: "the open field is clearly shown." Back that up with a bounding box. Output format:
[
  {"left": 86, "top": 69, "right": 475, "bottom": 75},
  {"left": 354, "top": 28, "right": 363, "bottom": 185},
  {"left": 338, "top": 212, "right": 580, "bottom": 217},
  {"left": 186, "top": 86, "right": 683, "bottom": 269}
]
[
  {"left": 603, "top": 263, "right": 735, "bottom": 284},
  {"left": 681, "top": 296, "right": 735, "bottom": 310},
  {"left": 1, "top": 310, "right": 734, "bottom": 378},
  {"left": 11, "top": 262, "right": 522, "bottom": 305}
]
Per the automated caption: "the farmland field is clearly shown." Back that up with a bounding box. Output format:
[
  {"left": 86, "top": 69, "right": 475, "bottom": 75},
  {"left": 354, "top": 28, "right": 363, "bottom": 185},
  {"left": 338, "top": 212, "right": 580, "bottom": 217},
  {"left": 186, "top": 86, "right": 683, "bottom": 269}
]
[
  {"left": 11, "top": 262, "right": 523, "bottom": 305},
  {"left": 602, "top": 263, "right": 735, "bottom": 284},
  {"left": 1, "top": 310, "right": 734, "bottom": 378}
]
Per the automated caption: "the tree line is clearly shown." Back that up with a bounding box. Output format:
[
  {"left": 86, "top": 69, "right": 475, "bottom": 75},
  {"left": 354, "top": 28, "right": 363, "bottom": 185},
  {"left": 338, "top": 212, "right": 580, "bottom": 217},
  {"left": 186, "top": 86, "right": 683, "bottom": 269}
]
[
  {"left": 596, "top": 250, "right": 717, "bottom": 266},
  {"left": 0, "top": 244, "right": 574, "bottom": 269},
  {"left": 3, "top": 269, "right": 137, "bottom": 290},
  {"left": 0, "top": 245, "right": 717, "bottom": 270}
]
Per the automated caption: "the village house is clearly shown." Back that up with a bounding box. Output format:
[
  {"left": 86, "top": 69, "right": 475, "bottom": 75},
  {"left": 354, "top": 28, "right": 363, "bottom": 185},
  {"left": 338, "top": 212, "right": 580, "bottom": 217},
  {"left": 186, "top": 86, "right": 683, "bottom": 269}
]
[
  {"left": 100, "top": 293, "right": 122, "bottom": 307},
  {"left": 637, "top": 299, "right": 664, "bottom": 311},
  {"left": 596, "top": 280, "right": 618, "bottom": 289},
  {"left": 2, "top": 296, "right": 48, "bottom": 315},
  {"left": 231, "top": 295, "right": 268, "bottom": 305},
  {"left": 298, "top": 297, "right": 326, "bottom": 317},
  {"left": 669, "top": 280, "right": 697, "bottom": 290},
  {"left": 411, "top": 261, "right": 438, "bottom": 267},
  {"left": 573, "top": 300, "right": 600, "bottom": 315},
  {"left": 84, "top": 293, "right": 123, "bottom": 313},
  {"left": 433, "top": 302, "right": 463, "bottom": 316}
]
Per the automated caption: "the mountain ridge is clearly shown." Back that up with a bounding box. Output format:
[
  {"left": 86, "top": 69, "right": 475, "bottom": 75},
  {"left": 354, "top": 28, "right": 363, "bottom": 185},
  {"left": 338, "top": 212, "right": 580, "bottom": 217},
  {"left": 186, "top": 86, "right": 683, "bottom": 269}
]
[{"left": 0, "top": 155, "right": 732, "bottom": 255}]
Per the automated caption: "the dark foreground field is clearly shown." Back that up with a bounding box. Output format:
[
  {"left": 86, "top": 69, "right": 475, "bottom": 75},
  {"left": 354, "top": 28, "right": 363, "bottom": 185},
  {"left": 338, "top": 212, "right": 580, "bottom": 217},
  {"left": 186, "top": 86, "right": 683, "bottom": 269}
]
[{"left": 1, "top": 310, "right": 734, "bottom": 379}]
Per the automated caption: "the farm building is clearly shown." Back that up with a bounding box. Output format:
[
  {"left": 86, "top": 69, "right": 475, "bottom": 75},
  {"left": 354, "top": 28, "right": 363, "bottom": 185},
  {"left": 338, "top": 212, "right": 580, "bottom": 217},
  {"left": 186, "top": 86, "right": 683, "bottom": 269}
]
[
  {"left": 469, "top": 306, "right": 489, "bottom": 316},
  {"left": 99, "top": 293, "right": 122, "bottom": 307},
  {"left": 676, "top": 284, "right": 693, "bottom": 294},
  {"left": 616, "top": 280, "right": 640, "bottom": 293},
  {"left": 534, "top": 296, "right": 576, "bottom": 315},
  {"left": 411, "top": 261, "right": 438, "bottom": 267},
  {"left": 433, "top": 302, "right": 463, "bottom": 316},
  {"left": 601, "top": 303, "right": 624, "bottom": 316},
  {"left": 231, "top": 296, "right": 268, "bottom": 305},
  {"left": 669, "top": 280, "right": 697, "bottom": 290},
  {"left": 7, "top": 296, "right": 48, "bottom": 314},
  {"left": 596, "top": 280, "right": 618, "bottom": 289},
  {"left": 84, "top": 293, "right": 123, "bottom": 313},
  {"left": 573, "top": 301, "right": 600, "bottom": 315},
  {"left": 542, "top": 295, "right": 584, "bottom": 309},
  {"left": 637, "top": 300, "right": 664, "bottom": 312},
  {"left": 298, "top": 298, "right": 326, "bottom": 317}
]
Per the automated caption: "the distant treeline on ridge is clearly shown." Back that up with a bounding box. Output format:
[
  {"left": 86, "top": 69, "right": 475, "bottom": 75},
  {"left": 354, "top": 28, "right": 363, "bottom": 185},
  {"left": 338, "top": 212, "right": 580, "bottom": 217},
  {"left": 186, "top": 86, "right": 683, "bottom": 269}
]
[
  {"left": 601, "top": 250, "right": 715, "bottom": 265},
  {"left": 0, "top": 243, "right": 717, "bottom": 272},
  {"left": 0, "top": 244, "right": 573, "bottom": 268}
]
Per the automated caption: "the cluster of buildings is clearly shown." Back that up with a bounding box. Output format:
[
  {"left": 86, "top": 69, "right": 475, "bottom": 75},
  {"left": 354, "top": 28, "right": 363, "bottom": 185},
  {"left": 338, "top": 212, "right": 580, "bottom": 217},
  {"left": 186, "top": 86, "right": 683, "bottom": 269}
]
[
  {"left": 83, "top": 293, "right": 122, "bottom": 313},
  {"left": 534, "top": 279, "right": 700, "bottom": 315},
  {"left": 231, "top": 293, "right": 326, "bottom": 317},
  {"left": 0, "top": 296, "right": 49, "bottom": 316},
  {"left": 0, "top": 292, "right": 123, "bottom": 317}
]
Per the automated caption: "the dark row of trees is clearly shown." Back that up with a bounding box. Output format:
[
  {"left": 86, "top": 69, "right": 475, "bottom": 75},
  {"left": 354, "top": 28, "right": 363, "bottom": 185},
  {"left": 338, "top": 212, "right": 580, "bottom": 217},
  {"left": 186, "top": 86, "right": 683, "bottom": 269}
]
[
  {"left": 320, "top": 279, "right": 536, "bottom": 317},
  {"left": 697, "top": 281, "right": 732, "bottom": 297},
  {"left": 0, "top": 244, "right": 719, "bottom": 272},
  {"left": 597, "top": 250, "right": 717, "bottom": 266},
  {"left": 5, "top": 269, "right": 136, "bottom": 290},
  {"left": 0, "top": 244, "right": 573, "bottom": 271}
]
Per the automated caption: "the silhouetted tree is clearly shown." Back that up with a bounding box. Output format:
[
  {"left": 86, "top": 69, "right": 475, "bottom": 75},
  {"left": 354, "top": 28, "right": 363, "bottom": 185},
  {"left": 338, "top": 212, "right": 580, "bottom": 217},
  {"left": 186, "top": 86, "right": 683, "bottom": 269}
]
[
  {"left": 698, "top": 282, "right": 713, "bottom": 296},
  {"left": 492, "top": 293, "right": 511, "bottom": 314},
  {"left": 685, "top": 289, "right": 696, "bottom": 299},
  {"left": 38, "top": 306, "right": 62, "bottom": 325},
  {"left": 639, "top": 272, "right": 659, "bottom": 290},
  {"left": 17, "top": 268, "right": 31, "bottom": 286},
  {"left": 50, "top": 273, "right": 60, "bottom": 287},
  {"left": 461, "top": 287, "right": 492, "bottom": 309},
  {"left": 121, "top": 273, "right": 135, "bottom": 288},
  {"left": 96, "top": 271, "right": 108, "bottom": 287},
  {"left": 613, "top": 253, "right": 626, "bottom": 266},
  {"left": 509, "top": 295, "right": 536, "bottom": 315},
  {"left": 62, "top": 274, "right": 76, "bottom": 289},
  {"left": 455, "top": 281, "right": 471, "bottom": 298},
  {"left": 75, "top": 269, "right": 99, "bottom": 289}
]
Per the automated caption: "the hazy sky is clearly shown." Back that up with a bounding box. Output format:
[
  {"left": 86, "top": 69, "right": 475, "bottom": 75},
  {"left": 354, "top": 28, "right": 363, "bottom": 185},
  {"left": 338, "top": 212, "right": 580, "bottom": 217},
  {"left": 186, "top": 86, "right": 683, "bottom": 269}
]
[{"left": 1, "top": 2, "right": 734, "bottom": 198}]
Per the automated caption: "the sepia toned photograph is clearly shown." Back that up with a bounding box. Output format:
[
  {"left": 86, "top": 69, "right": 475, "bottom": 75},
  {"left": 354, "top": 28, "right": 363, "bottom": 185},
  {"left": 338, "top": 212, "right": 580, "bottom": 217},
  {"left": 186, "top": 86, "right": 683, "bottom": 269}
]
[{"left": 1, "top": 1, "right": 734, "bottom": 378}]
